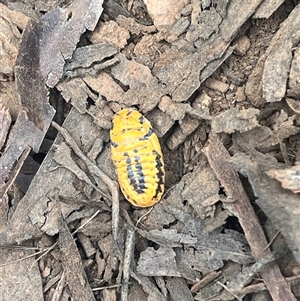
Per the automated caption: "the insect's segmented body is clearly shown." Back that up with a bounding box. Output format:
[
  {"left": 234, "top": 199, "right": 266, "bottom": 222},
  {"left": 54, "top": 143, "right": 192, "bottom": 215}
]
[{"left": 110, "top": 109, "right": 165, "bottom": 207}]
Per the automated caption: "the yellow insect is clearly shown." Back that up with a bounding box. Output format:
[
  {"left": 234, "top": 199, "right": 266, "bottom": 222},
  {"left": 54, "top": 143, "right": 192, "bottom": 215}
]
[{"left": 110, "top": 109, "right": 165, "bottom": 207}]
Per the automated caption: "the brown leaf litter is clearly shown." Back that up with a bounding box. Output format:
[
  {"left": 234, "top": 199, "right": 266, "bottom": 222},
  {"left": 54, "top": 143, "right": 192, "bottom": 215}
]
[{"left": 1, "top": 1, "right": 300, "bottom": 301}]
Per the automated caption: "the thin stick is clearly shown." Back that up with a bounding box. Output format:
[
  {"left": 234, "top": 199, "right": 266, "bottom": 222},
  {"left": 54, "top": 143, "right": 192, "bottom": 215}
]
[
  {"left": 50, "top": 271, "right": 66, "bottom": 301},
  {"left": 263, "top": 230, "right": 280, "bottom": 251},
  {"left": 121, "top": 226, "right": 135, "bottom": 301},
  {"left": 72, "top": 209, "right": 100, "bottom": 235}
]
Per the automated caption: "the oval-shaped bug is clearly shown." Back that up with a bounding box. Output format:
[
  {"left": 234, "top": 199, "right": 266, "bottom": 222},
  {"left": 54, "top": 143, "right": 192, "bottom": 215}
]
[{"left": 110, "top": 109, "right": 165, "bottom": 207}]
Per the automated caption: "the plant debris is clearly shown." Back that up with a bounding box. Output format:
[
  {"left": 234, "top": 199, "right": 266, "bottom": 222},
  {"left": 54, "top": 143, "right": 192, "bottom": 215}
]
[{"left": 1, "top": 0, "right": 300, "bottom": 300}]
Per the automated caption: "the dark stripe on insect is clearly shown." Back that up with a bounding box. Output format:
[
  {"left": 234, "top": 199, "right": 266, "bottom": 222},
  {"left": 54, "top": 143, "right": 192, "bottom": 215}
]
[
  {"left": 152, "top": 150, "right": 164, "bottom": 199},
  {"left": 133, "top": 155, "right": 147, "bottom": 191},
  {"left": 123, "top": 152, "right": 146, "bottom": 194},
  {"left": 111, "top": 141, "right": 118, "bottom": 148},
  {"left": 124, "top": 154, "right": 136, "bottom": 187},
  {"left": 138, "top": 115, "right": 144, "bottom": 124},
  {"left": 139, "top": 128, "right": 154, "bottom": 141},
  {"left": 122, "top": 128, "right": 132, "bottom": 134}
]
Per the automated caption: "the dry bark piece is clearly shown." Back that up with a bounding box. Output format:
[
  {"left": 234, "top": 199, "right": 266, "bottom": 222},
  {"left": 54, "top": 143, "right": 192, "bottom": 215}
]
[
  {"left": 156, "top": 37, "right": 230, "bottom": 103},
  {"left": 110, "top": 53, "right": 165, "bottom": 112},
  {"left": 77, "top": 232, "right": 97, "bottom": 258},
  {"left": 181, "top": 165, "right": 220, "bottom": 219},
  {"left": 0, "top": 2, "right": 30, "bottom": 78},
  {"left": 0, "top": 248, "right": 43, "bottom": 301},
  {"left": 137, "top": 247, "right": 181, "bottom": 277},
  {"left": 204, "top": 78, "right": 229, "bottom": 94},
  {"left": 164, "top": 17, "right": 190, "bottom": 43},
  {"left": 253, "top": 0, "right": 285, "bottom": 19},
  {"left": 83, "top": 72, "right": 125, "bottom": 106},
  {"left": 63, "top": 43, "right": 118, "bottom": 74},
  {"left": 0, "top": 80, "right": 22, "bottom": 121},
  {"left": 155, "top": 94, "right": 212, "bottom": 147},
  {"left": 194, "top": 262, "right": 240, "bottom": 300},
  {"left": 1, "top": 0, "right": 103, "bottom": 200},
  {"left": 0, "top": 3, "right": 30, "bottom": 31},
  {"left": 191, "top": 270, "right": 222, "bottom": 293},
  {"left": 233, "top": 114, "right": 300, "bottom": 150},
  {"left": 287, "top": 47, "right": 300, "bottom": 98},
  {"left": 89, "top": 20, "right": 130, "bottom": 49},
  {"left": 246, "top": 4, "right": 300, "bottom": 105},
  {"left": 157, "top": 93, "right": 211, "bottom": 141},
  {"left": 57, "top": 76, "right": 116, "bottom": 130},
  {"left": 187, "top": 7, "right": 222, "bottom": 43},
  {"left": 0, "top": 14, "right": 21, "bottom": 77},
  {"left": 79, "top": 213, "right": 111, "bottom": 239},
  {"left": 230, "top": 153, "right": 300, "bottom": 262},
  {"left": 97, "top": 234, "right": 115, "bottom": 283},
  {"left": 15, "top": 19, "right": 55, "bottom": 132},
  {"left": 145, "top": 107, "right": 174, "bottom": 137},
  {"left": 220, "top": 0, "right": 263, "bottom": 42},
  {"left": 0, "top": 109, "right": 109, "bottom": 245},
  {"left": 0, "top": 105, "right": 11, "bottom": 150},
  {"left": 40, "top": 0, "right": 104, "bottom": 88},
  {"left": 230, "top": 151, "right": 300, "bottom": 263},
  {"left": 166, "top": 114, "right": 201, "bottom": 150},
  {"left": 211, "top": 108, "right": 260, "bottom": 134},
  {"left": 52, "top": 142, "right": 103, "bottom": 196},
  {"left": 130, "top": 271, "right": 168, "bottom": 301},
  {"left": 143, "top": 0, "right": 189, "bottom": 30},
  {"left": 51, "top": 120, "right": 120, "bottom": 244},
  {"left": 59, "top": 217, "right": 96, "bottom": 301},
  {"left": 116, "top": 15, "right": 156, "bottom": 35},
  {"left": 266, "top": 162, "right": 300, "bottom": 193},
  {"left": 137, "top": 205, "right": 253, "bottom": 277},
  {"left": 35, "top": 0, "right": 63, "bottom": 13},
  {"left": 165, "top": 277, "right": 194, "bottom": 301},
  {"left": 148, "top": 229, "right": 197, "bottom": 244},
  {"left": 263, "top": 43, "right": 292, "bottom": 103},
  {"left": 29, "top": 194, "right": 61, "bottom": 236},
  {"left": 133, "top": 35, "right": 158, "bottom": 66},
  {"left": 169, "top": 206, "right": 253, "bottom": 269},
  {"left": 200, "top": 46, "right": 234, "bottom": 82},
  {"left": 0, "top": 111, "right": 46, "bottom": 199},
  {"left": 102, "top": 0, "right": 130, "bottom": 19},
  {"left": 203, "top": 134, "right": 297, "bottom": 301},
  {"left": 103, "top": 289, "right": 117, "bottom": 301},
  {"left": 127, "top": 280, "right": 149, "bottom": 301},
  {"left": 227, "top": 254, "right": 275, "bottom": 292}
]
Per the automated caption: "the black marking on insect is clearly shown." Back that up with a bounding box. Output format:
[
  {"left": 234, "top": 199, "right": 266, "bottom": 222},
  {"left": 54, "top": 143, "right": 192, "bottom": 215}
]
[
  {"left": 111, "top": 141, "right": 118, "bottom": 148},
  {"left": 124, "top": 152, "right": 146, "bottom": 194},
  {"left": 139, "top": 128, "right": 154, "bottom": 141},
  {"left": 138, "top": 115, "right": 144, "bottom": 124},
  {"left": 152, "top": 150, "right": 165, "bottom": 199}
]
